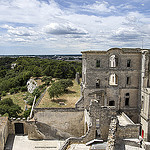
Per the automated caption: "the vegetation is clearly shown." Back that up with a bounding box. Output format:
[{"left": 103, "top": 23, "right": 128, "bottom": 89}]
[
  {"left": 0, "top": 57, "right": 81, "bottom": 95},
  {"left": 48, "top": 79, "right": 73, "bottom": 99},
  {"left": 0, "top": 57, "right": 81, "bottom": 117},
  {"left": 38, "top": 79, "right": 81, "bottom": 108},
  {"left": 0, "top": 98, "right": 22, "bottom": 117}
]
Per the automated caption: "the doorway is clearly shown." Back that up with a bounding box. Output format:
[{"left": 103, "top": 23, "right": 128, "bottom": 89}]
[{"left": 15, "top": 123, "right": 24, "bottom": 134}]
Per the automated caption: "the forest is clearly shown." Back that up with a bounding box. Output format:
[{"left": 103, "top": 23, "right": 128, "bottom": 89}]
[{"left": 0, "top": 57, "right": 82, "bottom": 95}]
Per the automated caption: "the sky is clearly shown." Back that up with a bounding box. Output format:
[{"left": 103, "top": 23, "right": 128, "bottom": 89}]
[{"left": 0, "top": 0, "right": 150, "bottom": 55}]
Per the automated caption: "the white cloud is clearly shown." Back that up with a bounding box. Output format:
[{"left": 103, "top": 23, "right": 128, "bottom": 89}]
[
  {"left": 0, "top": 0, "right": 150, "bottom": 54},
  {"left": 43, "top": 23, "right": 88, "bottom": 35},
  {"left": 1, "top": 25, "right": 37, "bottom": 36},
  {"left": 82, "top": 1, "right": 116, "bottom": 14},
  {"left": 112, "top": 27, "right": 141, "bottom": 41}
]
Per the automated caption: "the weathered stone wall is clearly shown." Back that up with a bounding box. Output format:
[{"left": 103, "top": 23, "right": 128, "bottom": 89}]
[
  {"left": 34, "top": 108, "right": 84, "bottom": 138},
  {"left": 116, "top": 125, "right": 140, "bottom": 139},
  {"left": 8, "top": 119, "right": 28, "bottom": 135},
  {"left": 0, "top": 117, "right": 9, "bottom": 150}
]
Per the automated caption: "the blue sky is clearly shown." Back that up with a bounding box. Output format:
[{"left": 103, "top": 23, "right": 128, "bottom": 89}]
[{"left": 0, "top": 0, "right": 150, "bottom": 54}]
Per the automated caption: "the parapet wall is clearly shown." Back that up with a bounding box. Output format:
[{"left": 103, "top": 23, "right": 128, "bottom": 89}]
[{"left": 34, "top": 108, "right": 84, "bottom": 138}]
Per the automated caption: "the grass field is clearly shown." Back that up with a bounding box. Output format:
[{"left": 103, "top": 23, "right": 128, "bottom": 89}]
[{"left": 37, "top": 79, "right": 81, "bottom": 108}]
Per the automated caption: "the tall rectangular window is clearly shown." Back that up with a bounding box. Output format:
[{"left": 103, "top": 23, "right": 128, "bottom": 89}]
[
  {"left": 96, "top": 60, "right": 100, "bottom": 67},
  {"left": 126, "top": 77, "right": 131, "bottom": 85},
  {"left": 125, "top": 98, "right": 129, "bottom": 106},
  {"left": 127, "top": 60, "right": 131, "bottom": 67},
  {"left": 125, "top": 93, "right": 130, "bottom": 106}
]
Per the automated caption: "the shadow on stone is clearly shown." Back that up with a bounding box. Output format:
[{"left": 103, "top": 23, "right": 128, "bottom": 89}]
[{"left": 4, "top": 134, "right": 15, "bottom": 150}]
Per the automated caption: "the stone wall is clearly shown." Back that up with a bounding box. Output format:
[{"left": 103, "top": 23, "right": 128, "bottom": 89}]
[
  {"left": 0, "top": 117, "right": 9, "bottom": 150},
  {"left": 116, "top": 125, "right": 140, "bottom": 139},
  {"left": 33, "top": 108, "right": 84, "bottom": 138},
  {"left": 8, "top": 119, "right": 28, "bottom": 135},
  {"left": 81, "top": 48, "right": 141, "bottom": 120}
]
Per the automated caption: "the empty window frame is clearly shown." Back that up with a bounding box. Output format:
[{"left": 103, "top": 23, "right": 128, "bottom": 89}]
[
  {"left": 96, "top": 79, "right": 100, "bottom": 88},
  {"left": 125, "top": 98, "right": 129, "bottom": 106},
  {"left": 126, "top": 77, "right": 131, "bottom": 85},
  {"left": 109, "top": 100, "right": 115, "bottom": 106},
  {"left": 110, "top": 55, "right": 118, "bottom": 67},
  {"left": 109, "top": 74, "right": 118, "bottom": 85},
  {"left": 125, "top": 93, "right": 130, "bottom": 106},
  {"left": 127, "top": 60, "right": 131, "bottom": 67},
  {"left": 96, "top": 60, "right": 100, "bottom": 67},
  {"left": 125, "top": 93, "right": 129, "bottom": 96}
]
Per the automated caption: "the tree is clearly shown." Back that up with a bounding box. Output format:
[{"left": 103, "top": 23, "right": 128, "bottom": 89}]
[
  {"left": 48, "top": 79, "right": 73, "bottom": 99},
  {"left": 48, "top": 82, "right": 64, "bottom": 99},
  {"left": 32, "top": 88, "right": 41, "bottom": 98},
  {"left": 0, "top": 98, "right": 22, "bottom": 117}
]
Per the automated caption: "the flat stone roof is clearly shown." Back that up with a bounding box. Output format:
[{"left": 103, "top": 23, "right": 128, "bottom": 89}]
[{"left": 0, "top": 117, "right": 8, "bottom": 130}]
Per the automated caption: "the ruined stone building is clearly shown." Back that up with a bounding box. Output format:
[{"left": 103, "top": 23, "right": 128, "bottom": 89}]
[
  {"left": 79, "top": 48, "right": 150, "bottom": 148},
  {"left": 2, "top": 48, "right": 150, "bottom": 150}
]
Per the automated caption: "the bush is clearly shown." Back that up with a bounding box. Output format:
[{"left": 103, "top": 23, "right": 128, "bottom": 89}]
[
  {"left": 9, "top": 89, "right": 15, "bottom": 95},
  {"left": 23, "top": 108, "right": 31, "bottom": 119},
  {"left": 0, "top": 98, "right": 22, "bottom": 117},
  {"left": 32, "top": 88, "right": 41, "bottom": 98},
  {"left": 21, "top": 86, "right": 27, "bottom": 92},
  {"left": 1, "top": 91, "right": 6, "bottom": 96},
  {"left": 27, "top": 97, "right": 34, "bottom": 106}
]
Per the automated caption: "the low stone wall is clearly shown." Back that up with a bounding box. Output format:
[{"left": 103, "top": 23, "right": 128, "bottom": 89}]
[
  {"left": 0, "top": 117, "right": 9, "bottom": 150},
  {"left": 34, "top": 108, "right": 84, "bottom": 138}
]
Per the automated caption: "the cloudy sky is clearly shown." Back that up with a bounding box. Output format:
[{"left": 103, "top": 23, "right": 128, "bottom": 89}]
[{"left": 0, "top": 0, "right": 150, "bottom": 55}]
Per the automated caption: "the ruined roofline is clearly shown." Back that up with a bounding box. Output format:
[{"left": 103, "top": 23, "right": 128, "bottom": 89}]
[{"left": 81, "top": 48, "right": 150, "bottom": 54}]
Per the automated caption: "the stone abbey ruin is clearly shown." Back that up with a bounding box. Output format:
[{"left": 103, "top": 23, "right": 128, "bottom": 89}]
[{"left": 1, "top": 48, "right": 150, "bottom": 149}]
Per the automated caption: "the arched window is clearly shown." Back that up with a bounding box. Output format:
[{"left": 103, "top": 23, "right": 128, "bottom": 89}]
[
  {"left": 96, "top": 79, "right": 100, "bottom": 88},
  {"left": 110, "top": 55, "right": 118, "bottom": 67},
  {"left": 109, "top": 74, "right": 118, "bottom": 85}
]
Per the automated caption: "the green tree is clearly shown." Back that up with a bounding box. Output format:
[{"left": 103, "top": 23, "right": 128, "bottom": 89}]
[
  {"left": 48, "top": 79, "right": 73, "bottom": 99},
  {"left": 0, "top": 98, "right": 22, "bottom": 117}
]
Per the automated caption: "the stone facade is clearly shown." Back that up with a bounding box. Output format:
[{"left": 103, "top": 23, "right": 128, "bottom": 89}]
[
  {"left": 81, "top": 48, "right": 142, "bottom": 123},
  {"left": 140, "top": 50, "right": 150, "bottom": 142}
]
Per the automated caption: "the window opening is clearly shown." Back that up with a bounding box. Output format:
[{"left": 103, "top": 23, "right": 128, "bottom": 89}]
[
  {"left": 110, "top": 55, "right": 118, "bottom": 67},
  {"left": 109, "top": 100, "right": 115, "bottom": 106},
  {"left": 109, "top": 74, "right": 118, "bottom": 85},
  {"left": 126, "top": 77, "right": 130, "bottom": 85},
  {"left": 96, "top": 79, "right": 100, "bottom": 88},
  {"left": 127, "top": 60, "right": 131, "bottom": 67},
  {"left": 126, "top": 93, "right": 129, "bottom": 96},
  {"left": 96, "top": 60, "right": 100, "bottom": 67},
  {"left": 125, "top": 98, "right": 129, "bottom": 106}
]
